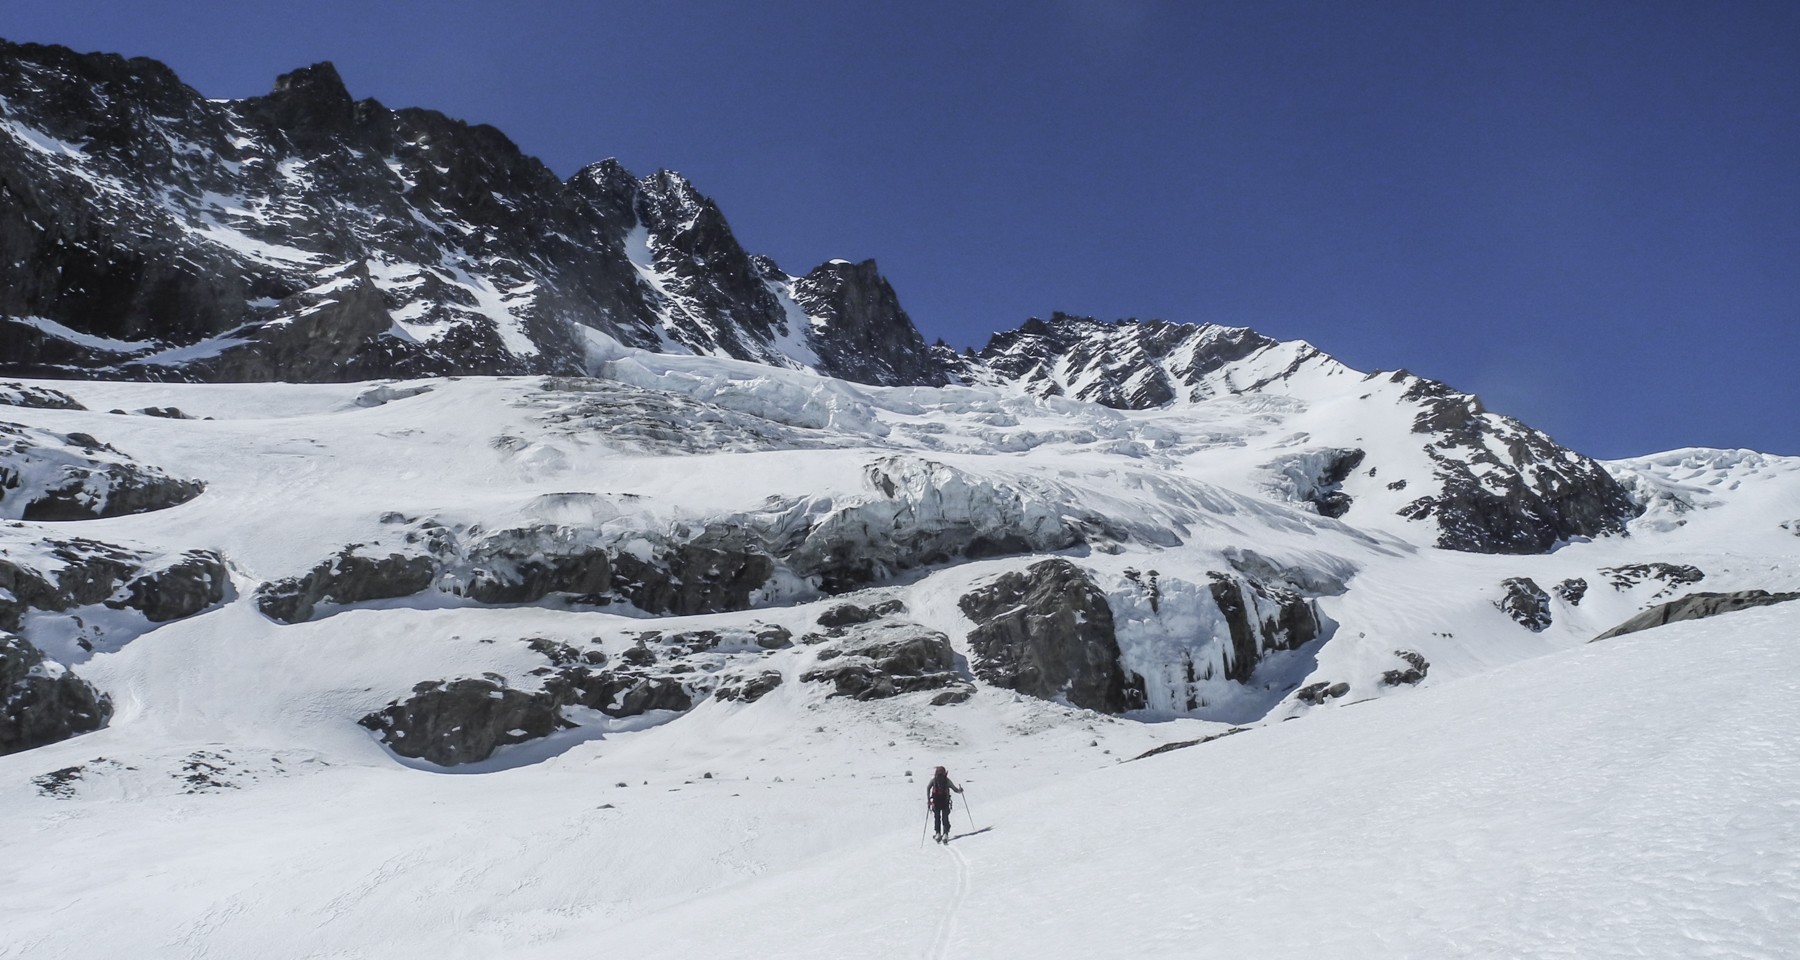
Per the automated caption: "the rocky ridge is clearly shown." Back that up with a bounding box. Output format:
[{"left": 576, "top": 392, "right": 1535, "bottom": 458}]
[
  {"left": 0, "top": 43, "right": 1645, "bottom": 556},
  {"left": 0, "top": 42, "right": 942, "bottom": 387}
]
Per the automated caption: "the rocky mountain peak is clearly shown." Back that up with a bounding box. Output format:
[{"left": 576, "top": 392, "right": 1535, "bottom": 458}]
[
  {"left": 979, "top": 314, "right": 1278, "bottom": 409},
  {"left": 259, "top": 61, "right": 356, "bottom": 132},
  {"left": 0, "top": 39, "right": 1644, "bottom": 555},
  {"left": 270, "top": 61, "right": 350, "bottom": 104},
  {"left": 792, "top": 258, "right": 947, "bottom": 387}
]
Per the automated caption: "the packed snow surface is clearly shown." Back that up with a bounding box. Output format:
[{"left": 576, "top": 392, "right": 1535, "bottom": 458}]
[{"left": 1, "top": 355, "right": 1797, "bottom": 957}]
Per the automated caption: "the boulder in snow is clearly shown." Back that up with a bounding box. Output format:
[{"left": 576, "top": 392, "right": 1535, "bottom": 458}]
[
  {"left": 1496, "top": 577, "right": 1553, "bottom": 632},
  {"left": 959, "top": 559, "right": 1140, "bottom": 714}
]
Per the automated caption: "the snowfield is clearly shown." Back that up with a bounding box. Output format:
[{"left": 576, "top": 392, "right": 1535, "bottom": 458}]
[{"left": 2, "top": 354, "right": 1798, "bottom": 958}]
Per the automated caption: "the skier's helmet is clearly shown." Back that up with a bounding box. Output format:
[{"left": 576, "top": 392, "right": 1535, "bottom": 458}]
[{"left": 934, "top": 766, "right": 946, "bottom": 776}]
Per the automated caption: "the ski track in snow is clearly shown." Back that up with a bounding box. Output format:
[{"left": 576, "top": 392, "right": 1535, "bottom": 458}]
[{"left": 930, "top": 842, "right": 971, "bottom": 960}]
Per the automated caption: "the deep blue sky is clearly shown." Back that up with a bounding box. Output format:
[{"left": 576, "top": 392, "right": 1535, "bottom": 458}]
[{"left": 7, "top": 1, "right": 1797, "bottom": 457}]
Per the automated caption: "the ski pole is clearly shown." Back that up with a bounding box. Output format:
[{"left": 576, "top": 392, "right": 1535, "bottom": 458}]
[
  {"left": 963, "top": 791, "right": 975, "bottom": 829},
  {"left": 920, "top": 807, "right": 930, "bottom": 848}
]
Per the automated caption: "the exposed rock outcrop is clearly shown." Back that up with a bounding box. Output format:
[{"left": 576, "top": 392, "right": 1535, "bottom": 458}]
[
  {"left": 1593, "top": 590, "right": 1800, "bottom": 641},
  {"left": 1205, "top": 573, "right": 1323, "bottom": 684},
  {"left": 1396, "top": 377, "right": 1640, "bottom": 554},
  {"left": 1295, "top": 681, "right": 1350, "bottom": 705},
  {"left": 1381, "top": 650, "right": 1430, "bottom": 686},
  {"left": 1496, "top": 577, "right": 1553, "bottom": 632},
  {"left": 715, "top": 671, "right": 783, "bottom": 703},
  {"left": 816, "top": 598, "right": 906, "bottom": 629},
  {"left": 791, "top": 259, "right": 948, "bottom": 387},
  {"left": 358, "top": 678, "right": 569, "bottom": 766},
  {"left": 1, "top": 423, "right": 205, "bottom": 520},
  {"left": 801, "top": 619, "right": 965, "bottom": 701},
  {"left": 1555, "top": 577, "right": 1589, "bottom": 605},
  {"left": 555, "top": 668, "right": 695, "bottom": 717},
  {"left": 0, "top": 536, "right": 226, "bottom": 637},
  {"left": 979, "top": 314, "right": 1276, "bottom": 409},
  {"left": 958, "top": 559, "right": 1138, "bottom": 713},
  {"left": 257, "top": 545, "right": 443, "bottom": 624},
  {"left": 0, "top": 41, "right": 952, "bottom": 386},
  {"left": 0, "top": 383, "right": 84, "bottom": 410},
  {"left": 0, "top": 535, "right": 220, "bottom": 755},
  {"left": 1600, "top": 563, "right": 1705, "bottom": 598},
  {"left": 1, "top": 631, "right": 113, "bottom": 755}
]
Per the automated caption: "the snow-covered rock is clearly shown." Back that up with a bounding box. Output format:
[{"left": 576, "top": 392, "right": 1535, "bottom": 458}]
[
  {"left": 1, "top": 630, "right": 111, "bottom": 755},
  {"left": 0, "top": 422, "right": 205, "bottom": 520},
  {"left": 1592, "top": 589, "right": 1800, "bottom": 641}
]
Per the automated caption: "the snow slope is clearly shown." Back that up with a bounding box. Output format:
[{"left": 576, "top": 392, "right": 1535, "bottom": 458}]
[
  {"left": 549, "top": 605, "right": 1800, "bottom": 960},
  {"left": 1, "top": 354, "right": 1797, "bottom": 957},
  {"left": 5, "top": 588, "right": 1795, "bottom": 958}
]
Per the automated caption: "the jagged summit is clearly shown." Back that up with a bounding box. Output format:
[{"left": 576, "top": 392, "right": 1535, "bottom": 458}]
[
  {"left": 265, "top": 61, "right": 355, "bottom": 120},
  {"left": 0, "top": 39, "right": 1641, "bottom": 555},
  {"left": 978, "top": 312, "right": 1284, "bottom": 408},
  {"left": 0, "top": 40, "right": 941, "bottom": 387}
]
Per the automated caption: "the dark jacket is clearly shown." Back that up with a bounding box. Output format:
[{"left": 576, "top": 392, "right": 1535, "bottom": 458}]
[{"left": 926, "top": 773, "right": 962, "bottom": 810}]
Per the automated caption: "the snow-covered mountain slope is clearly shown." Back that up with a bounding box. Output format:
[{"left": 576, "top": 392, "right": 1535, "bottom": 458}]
[
  {"left": 5, "top": 550, "right": 1796, "bottom": 958},
  {"left": 4, "top": 36, "right": 1798, "bottom": 960},
  {"left": 0, "top": 40, "right": 1645, "bottom": 557},
  {"left": 0, "top": 42, "right": 944, "bottom": 385},
  {"left": 0, "top": 347, "right": 1796, "bottom": 955},
  {"left": 535, "top": 606, "right": 1800, "bottom": 960},
  {"left": 977, "top": 313, "right": 1641, "bottom": 554}
]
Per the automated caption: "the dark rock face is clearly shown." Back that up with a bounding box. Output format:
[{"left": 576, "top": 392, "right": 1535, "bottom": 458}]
[
  {"left": 115, "top": 550, "right": 229, "bottom": 622},
  {"left": 0, "top": 41, "right": 952, "bottom": 387},
  {"left": 459, "top": 522, "right": 776, "bottom": 617},
  {"left": 1, "top": 423, "right": 205, "bottom": 520},
  {"left": 958, "top": 559, "right": 1136, "bottom": 713},
  {"left": 363, "top": 631, "right": 743, "bottom": 765},
  {"left": 791, "top": 259, "right": 948, "bottom": 387},
  {"left": 557, "top": 668, "right": 695, "bottom": 717},
  {"left": 1206, "top": 573, "right": 1323, "bottom": 683},
  {"left": 1381, "top": 650, "right": 1429, "bottom": 686},
  {"left": 1309, "top": 449, "right": 1366, "bottom": 519},
  {"left": 0, "top": 537, "right": 226, "bottom": 635},
  {"left": 1496, "top": 577, "right": 1553, "bottom": 632},
  {"left": 801, "top": 619, "right": 964, "bottom": 701},
  {"left": 817, "top": 598, "right": 906, "bottom": 628},
  {"left": 1593, "top": 590, "right": 1800, "bottom": 642},
  {"left": 0, "top": 383, "right": 85, "bottom": 409},
  {"left": 1, "top": 631, "right": 113, "bottom": 754},
  {"left": 258, "top": 519, "right": 780, "bottom": 623},
  {"left": 753, "top": 625, "right": 794, "bottom": 650},
  {"left": 1396, "top": 377, "right": 1640, "bottom": 555},
  {"left": 358, "top": 678, "right": 568, "bottom": 766},
  {"left": 1556, "top": 578, "right": 1589, "bottom": 605},
  {"left": 257, "top": 547, "right": 442, "bottom": 624},
  {"left": 715, "top": 670, "right": 783, "bottom": 703},
  {"left": 1600, "top": 563, "right": 1705, "bottom": 598},
  {"left": 606, "top": 526, "right": 777, "bottom": 615},
  {"left": 1295, "top": 681, "right": 1350, "bottom": 705},
  {"left": 979, "top": 314, "right": 1279, "bottom": 409}
]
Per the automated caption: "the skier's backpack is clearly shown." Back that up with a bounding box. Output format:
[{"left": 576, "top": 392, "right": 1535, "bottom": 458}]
[{"left": 928, "top": 775, "right": 951, "bottom": 807}]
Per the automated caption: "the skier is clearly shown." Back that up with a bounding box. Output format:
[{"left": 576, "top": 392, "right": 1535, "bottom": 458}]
[{"left": 926, "top": 765, "right": 963, "bottom": 843}]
